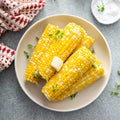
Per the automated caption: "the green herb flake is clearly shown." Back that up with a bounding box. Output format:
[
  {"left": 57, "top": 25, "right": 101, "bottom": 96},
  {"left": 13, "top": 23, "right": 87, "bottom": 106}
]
[
  {"left": 49, "top": 34, "right": 53, "bottom": 37},
  {"left": 91, "top": 48, "right": 95, "bottom": 54},
  {"left": 55, "top": 31, "right": 64, "bottom": 41},
  {"left": 60, "top": 32, "right": 64, "bottom": 38},
  {"left": 51, "top": 84, "right": 58, "bottom": 92},
  {"left": 52, "top": 86, "right": 56, "bottom": 92},
  {"left": 80, "top": 63, "right": 83, "bottom": 66},
  {"left": 97, "top": 0, "right": 105, "bottom": 12},
  {"left": 36, "top": 36, "right": 39, "bottom": 41},
  {"left": 111, "top": 91, "right": 119, "bottom": 96},
  {"left": 117, "top": 70, "right": 120, "bottom": 75},
  {"left": 60, "top": 32, "right": 64, "bottom": 36},
  {"left": 24, "top": 51, "right": 30, "bottom": 59},
  {"left": 55, "top": 30, "right": 61, "bottom": 35},
  {"left": 70, "top": 92, "right": 78, "bottom": 99},
  {"left": 54, "top": 37, "right": 59, "bottom": 41},
  {"left": 33, "top": 71, "right": 39, "bottom": 79},
  {"left": 92, "top": 64, "right": 96, "bottom": 68},
  {"left": 27, "top": 44, "right": 34, "bottom": 49},
  {"left": 116, "top": 83, "right": 120, "bottom": 89}
]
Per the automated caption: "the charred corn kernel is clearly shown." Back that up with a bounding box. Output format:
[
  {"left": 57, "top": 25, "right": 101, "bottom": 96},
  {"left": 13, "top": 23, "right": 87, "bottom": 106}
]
[
  {"left": 37, "top": 23, "right": 85, "bottom": 81},
  {"left": 54, "top": 58, "right": 104, "bottom": 101},
  {"left": 24, "top": 24, "right": 59, "bottom": 84},
  {"left": 42, "top": 47, "right": 96, "bottom": 101}
]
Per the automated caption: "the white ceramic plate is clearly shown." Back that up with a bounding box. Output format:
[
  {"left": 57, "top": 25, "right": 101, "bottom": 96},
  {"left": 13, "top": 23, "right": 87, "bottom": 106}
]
[{"left": 15, "top": 14, "right": 111, "bottom": 112}]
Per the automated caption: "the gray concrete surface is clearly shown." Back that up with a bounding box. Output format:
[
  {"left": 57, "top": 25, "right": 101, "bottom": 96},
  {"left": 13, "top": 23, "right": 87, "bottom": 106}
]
[{"left": 0, "top": 0, "right": 120, "bottom": 120}]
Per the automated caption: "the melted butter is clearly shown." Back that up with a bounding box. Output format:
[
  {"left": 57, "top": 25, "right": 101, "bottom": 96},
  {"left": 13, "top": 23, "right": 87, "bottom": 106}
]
[{"left": 91, "top": 0, "right": 120, "bottom": 24}]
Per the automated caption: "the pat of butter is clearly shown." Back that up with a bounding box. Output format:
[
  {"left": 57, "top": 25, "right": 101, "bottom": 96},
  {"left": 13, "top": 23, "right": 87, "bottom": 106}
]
[{"left": 51, "top": 56, "right": 63, "bottom": 72}]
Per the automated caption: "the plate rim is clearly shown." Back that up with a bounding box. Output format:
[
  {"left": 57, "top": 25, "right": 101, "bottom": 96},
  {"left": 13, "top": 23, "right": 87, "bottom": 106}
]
[{"left": 15, "top": 14, "right": 112, "bottom": 112}]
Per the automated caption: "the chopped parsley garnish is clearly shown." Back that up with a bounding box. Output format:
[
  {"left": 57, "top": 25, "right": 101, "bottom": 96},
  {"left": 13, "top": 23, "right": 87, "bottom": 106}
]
[
  {"left": 49, "top": 34, "right": 53, "bottom": 36},
  {"left": 24, "top": 51, "right": 30, "bottom": 59},
  {"left": 92, "top": 64, "right": 96, "bottom": 68},
  {"left": 70, "top": 92, "right": 78, "bottom": 99},
  {"left": 36, "top": 36, "right": 39, "bottom": 41},
  {"left": 111, "top": 83, "right": 120, "bottom": 95},
  {"left": 91, "top": 48, "right": 95, "bottom": 54},
  {"left": 55, "top": 30, "right": 64, "bottom": 40},
  {"left": 27, "top": 44, "right": 34, "bottom": 49},
  {"left": 116, "top": 83, "right": 120, "bottom": 89},
  {"left": 60, "top": 32, "right": 64, "bottom": 37},
  {"left": 33, "top": 71, "right": 39, "bottom": 79},
  {"left": 80, "top": 63, "right": 83, "bottom": 66},
  {"left": 97, "top": 0, "right": 105, "bottom": 12},
  {"left": 52, "top": 86, "right": 56, "bottom": 92},
  {"left": 110, "top": 71, "right": 120, "bottom": 95},
  {"left": 24, "top": 44, "right": 34, "bottom": 59},
  {"left": 55, "top": 30, "right": 61, "bottom": 35},
  {"left": 111, "top": 91, "right": 119, "bottom": 96},
  {"left": 52, "top": 84, "right": 58, "bottom": 92},
  {"left": 117, "top": 70, "right": 120, "bottom": 75}
]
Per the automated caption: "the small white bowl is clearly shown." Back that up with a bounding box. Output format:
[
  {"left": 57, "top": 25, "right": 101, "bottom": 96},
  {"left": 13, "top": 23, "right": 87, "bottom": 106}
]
[
  {"left": 15, "top": 14, "right": 112, "bottom": 112},
  {"left": 91, "top": 0, "right": 120, "bottom": 24}
]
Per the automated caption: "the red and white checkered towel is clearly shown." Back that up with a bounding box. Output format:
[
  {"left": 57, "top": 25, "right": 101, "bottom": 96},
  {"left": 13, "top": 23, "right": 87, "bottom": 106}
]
[
  {"left": 0, "top": 0, "right": 46, "bottom": 36},
  {"left": 0, "top": 0, "right": 46, "bottom": 72},
  {"left": 0, "top": 42, "right": 15, "bottom": 72}
]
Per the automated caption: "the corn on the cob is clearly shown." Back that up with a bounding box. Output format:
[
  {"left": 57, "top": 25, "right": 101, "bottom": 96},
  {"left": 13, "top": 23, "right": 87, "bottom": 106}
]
[
  {"left": 77, "top": 35, "right": 94, "bottom": 49},
  {"left": 24, "top": 24, "right": 59, "bottom": 84},
  {"left": 37, "top": 23, "right": 85, "bottom": 81},
  {"left": 54, "top": 58, "right": 104, "bottom": 101},
  {"left": 42, "top": 47, "right": 96, "bottom": 101},
  {"left": 75, "top": 26, "right": 94, "bottom": 50}
]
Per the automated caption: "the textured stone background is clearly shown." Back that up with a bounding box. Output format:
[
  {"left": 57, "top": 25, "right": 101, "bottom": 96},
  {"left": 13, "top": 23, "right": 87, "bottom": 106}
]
[{"left": 0, "top": 0, "right": 120, "bottom": 120}]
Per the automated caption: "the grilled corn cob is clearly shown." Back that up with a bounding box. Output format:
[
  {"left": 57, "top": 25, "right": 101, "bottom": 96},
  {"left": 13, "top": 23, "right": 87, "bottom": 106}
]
[
  {"left": 24, "top": 24, "right": 59, "bottom": 84},
  {"left": 54, "top": 58, "right": 104, "bottom": 101},
  {"left": 42, "top": 47, "right": 96, "bottom": 101},
  {"left": 37, "top": 23, "right": 85, "bottom": 81}
]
